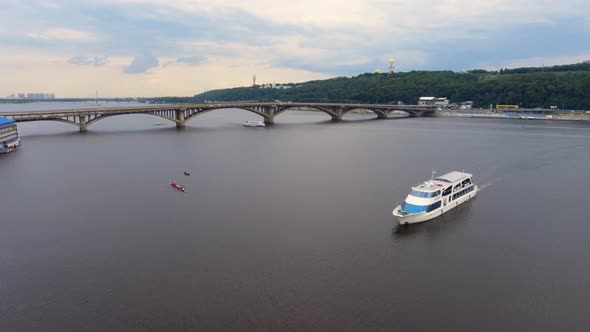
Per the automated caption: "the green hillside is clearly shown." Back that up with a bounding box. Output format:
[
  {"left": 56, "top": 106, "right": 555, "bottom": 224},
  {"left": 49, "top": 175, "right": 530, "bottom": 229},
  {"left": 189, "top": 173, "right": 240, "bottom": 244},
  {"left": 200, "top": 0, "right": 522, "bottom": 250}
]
[{"left": 153, "top": 62, "right": 590, "bottom": 109}]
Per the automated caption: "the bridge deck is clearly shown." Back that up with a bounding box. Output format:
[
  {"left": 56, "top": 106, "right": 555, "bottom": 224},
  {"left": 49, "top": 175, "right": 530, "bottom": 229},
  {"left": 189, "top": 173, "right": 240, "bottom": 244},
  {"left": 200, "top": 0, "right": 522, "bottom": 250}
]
[{"left": 0, "top": 102, "right": 434, "bottom": 117}]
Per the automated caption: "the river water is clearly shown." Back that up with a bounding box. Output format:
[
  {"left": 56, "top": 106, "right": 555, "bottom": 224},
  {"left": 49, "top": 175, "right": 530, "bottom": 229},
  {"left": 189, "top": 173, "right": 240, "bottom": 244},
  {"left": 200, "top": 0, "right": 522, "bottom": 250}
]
[{"left": 1, "top": 103, "right": 589, "bottom": 331}]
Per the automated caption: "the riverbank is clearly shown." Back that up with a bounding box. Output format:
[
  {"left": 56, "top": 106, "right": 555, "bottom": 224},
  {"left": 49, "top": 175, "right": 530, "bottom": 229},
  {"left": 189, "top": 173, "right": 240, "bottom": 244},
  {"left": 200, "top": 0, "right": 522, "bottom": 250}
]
[{"left": 436, "top": 109, "right": 589, "bottom": 122}]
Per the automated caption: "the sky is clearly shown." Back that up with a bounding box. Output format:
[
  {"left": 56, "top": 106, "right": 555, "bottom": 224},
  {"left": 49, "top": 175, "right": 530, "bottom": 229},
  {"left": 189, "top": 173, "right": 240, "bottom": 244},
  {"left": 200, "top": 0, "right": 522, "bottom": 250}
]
[{"left": 1, "top": 0, "right": 589, "bottom": 97}]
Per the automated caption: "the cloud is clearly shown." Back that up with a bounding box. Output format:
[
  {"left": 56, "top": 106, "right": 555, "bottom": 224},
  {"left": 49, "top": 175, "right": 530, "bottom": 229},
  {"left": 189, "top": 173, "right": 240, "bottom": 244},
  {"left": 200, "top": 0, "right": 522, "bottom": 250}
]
[
  {"left": 166, "top": 55, "right": 207, "bottom": 66},
  {"left": 67, "top": 55, "right": 108, "bottom": 66},
  {"left": 123, "top": 52, "right": 159, "bottom": 74},
  {"left": 2, "top": 0, "right": 590, "bottom": 96},
  {"left": 26, "top": 28, "right": 95, "bottom": 42}
]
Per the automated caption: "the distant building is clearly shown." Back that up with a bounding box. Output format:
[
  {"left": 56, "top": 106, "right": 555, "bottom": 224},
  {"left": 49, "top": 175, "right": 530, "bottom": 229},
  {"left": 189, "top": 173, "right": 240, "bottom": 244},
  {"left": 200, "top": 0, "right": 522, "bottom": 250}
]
[
  {"left": 259, "top": 83, "right": 292, "bottom": 89},
  {"left": 418, "top": 97, "right": 449, "bottom": 106},
  {"left": 19, "top": 93, "right": 56, "bottom": 99}
]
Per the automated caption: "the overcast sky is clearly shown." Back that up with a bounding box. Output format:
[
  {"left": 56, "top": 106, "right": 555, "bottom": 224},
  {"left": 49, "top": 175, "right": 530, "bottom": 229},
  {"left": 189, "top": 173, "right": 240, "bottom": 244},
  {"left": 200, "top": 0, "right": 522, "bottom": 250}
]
[{"left": 1, "top": 0, "right": 589, "bottom": 97}]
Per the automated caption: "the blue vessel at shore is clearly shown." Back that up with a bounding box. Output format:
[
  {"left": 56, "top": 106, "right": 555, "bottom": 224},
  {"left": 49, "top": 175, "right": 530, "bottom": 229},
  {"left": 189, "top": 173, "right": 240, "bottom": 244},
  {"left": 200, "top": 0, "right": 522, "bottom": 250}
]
[{"left": 0, "top": 117, "right": 21, "bottom": 154}]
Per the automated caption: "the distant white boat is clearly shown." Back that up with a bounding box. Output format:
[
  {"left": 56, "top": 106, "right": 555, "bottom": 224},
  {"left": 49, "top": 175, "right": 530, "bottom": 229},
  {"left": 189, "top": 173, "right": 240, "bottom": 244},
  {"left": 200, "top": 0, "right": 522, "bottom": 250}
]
[
  {"left": 392, "top": 171, "right": 478, "bottom": 225},
  {"left": 242, "top": 120, "right": 265, "bottom": 127}
]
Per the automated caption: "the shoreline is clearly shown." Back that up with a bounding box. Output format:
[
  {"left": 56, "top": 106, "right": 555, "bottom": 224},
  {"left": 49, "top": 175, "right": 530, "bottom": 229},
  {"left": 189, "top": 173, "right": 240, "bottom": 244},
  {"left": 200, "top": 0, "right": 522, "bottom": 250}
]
[{"left": 436, "top": 109, "right": 589, "bottom": 122}]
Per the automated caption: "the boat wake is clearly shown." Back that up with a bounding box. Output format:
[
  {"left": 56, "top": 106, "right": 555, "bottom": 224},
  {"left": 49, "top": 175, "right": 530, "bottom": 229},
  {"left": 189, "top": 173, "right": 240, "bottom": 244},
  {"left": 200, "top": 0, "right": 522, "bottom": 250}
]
[{"left": 477, "top": 182, "right": 493, "bottom": 192}]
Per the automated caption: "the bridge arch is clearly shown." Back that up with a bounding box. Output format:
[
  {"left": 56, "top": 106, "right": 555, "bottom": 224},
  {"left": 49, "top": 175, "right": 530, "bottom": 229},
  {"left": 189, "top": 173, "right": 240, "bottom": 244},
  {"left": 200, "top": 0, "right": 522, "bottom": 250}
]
[
  {"left": 85, "top": 112, "right": 180, "bottom": 127},
  {"left": 404, "top": 110, "right": 427, "bottom": 117},
  {"left": 341, "top": 107, "right": 386, "bottom": 118},
  {"left": 184, "top": 106, "right": 271, "bottom": 122},
  {"left": 16, "top": 118, "right": 79, "bottom": 127},
  {"left": 273, "top": 106, "right": 340, "bottom": 120}
]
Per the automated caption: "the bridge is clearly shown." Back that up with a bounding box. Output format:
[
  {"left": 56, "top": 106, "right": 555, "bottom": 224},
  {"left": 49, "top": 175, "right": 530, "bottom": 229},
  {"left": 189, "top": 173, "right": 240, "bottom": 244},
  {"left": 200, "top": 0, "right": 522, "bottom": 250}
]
[{"left": 0, "top": 102, "right": 436, "bottom": 132}]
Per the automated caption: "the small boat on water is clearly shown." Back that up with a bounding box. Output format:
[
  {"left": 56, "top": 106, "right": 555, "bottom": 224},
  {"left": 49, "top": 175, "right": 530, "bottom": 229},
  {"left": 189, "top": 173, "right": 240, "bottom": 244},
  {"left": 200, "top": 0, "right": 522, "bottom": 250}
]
[
  {"left": 184, "top": 171, "right": 190, "bottom": 176},
  {"left": 392, "top": 171, "right": 478, "bottom": 225},
  {"left": 170, "top": 182, "right": 185, "bottom": 192},
  {"left": 242, "top": 120, "right": 265, "bottom": 127}
]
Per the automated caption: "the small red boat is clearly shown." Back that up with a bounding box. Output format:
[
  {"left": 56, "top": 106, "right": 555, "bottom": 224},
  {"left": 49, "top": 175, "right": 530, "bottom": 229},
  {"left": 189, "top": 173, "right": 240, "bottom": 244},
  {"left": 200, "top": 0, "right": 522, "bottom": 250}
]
[{"left": 170, "top": 182, "right": 185, "bottom": 192}]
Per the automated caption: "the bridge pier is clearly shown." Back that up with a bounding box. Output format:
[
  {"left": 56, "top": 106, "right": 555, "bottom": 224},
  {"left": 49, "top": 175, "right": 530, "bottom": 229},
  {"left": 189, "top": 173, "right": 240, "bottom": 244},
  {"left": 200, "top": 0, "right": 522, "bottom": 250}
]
[
  {"left": 176, "top": 109, "right": 186, "bottom": 128},
  {"left": 79, "top": 115, "right": 87, "bottom": 132},
  {"left": 263, "top": 107, "right": 275, "bottom": 125},
  {"left": 331, "top": 107, "right": 344, "bottom": 121}
]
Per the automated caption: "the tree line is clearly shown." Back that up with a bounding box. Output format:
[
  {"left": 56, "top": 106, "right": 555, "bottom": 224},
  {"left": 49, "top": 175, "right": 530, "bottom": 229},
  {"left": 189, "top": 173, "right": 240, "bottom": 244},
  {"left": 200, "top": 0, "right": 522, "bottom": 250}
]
[{"left": 144, "top": 62, "right": 590, "bottom": 110}]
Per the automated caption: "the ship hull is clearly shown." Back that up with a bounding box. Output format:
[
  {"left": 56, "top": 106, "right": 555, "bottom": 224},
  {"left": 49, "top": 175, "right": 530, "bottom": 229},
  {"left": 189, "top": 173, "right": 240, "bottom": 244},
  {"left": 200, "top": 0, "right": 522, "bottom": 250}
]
[{"left": 393, "top": 185, "right": 478, "bottom": 225}]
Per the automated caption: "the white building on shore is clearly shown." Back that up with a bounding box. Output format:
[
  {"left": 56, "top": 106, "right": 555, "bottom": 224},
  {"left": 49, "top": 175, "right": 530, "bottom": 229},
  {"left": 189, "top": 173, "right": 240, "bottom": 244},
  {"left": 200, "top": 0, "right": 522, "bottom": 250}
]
[{"left": 418, "top": 97, "right": 449, "bottom": 106}]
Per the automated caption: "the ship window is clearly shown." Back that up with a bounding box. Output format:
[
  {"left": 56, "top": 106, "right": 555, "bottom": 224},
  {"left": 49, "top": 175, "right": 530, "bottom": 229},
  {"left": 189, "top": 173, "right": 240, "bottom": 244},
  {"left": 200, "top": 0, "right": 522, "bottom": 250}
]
[
  {"left": 410, "top": 190, "right": 428, "bottom": 198},
  {"left": 427, "top": 201, "right": 442, "bottom": 212},
  {"left": 442, "top": 187, "right": 452, "bottom": 196},
  {"left": 401, "top": 202, "right": 428, "bottom": 214},
  {"left": 402, "top": 201, "right": 442, "bottom": 214},
  {"left": 411, "top": 190, "right": 440, "bottom": 198},
  {"left": 0, "top": 126, "right": 16, "bottom": 133},
  {"left": 452, "top": 186, "right": 474, "bottom": 200}
]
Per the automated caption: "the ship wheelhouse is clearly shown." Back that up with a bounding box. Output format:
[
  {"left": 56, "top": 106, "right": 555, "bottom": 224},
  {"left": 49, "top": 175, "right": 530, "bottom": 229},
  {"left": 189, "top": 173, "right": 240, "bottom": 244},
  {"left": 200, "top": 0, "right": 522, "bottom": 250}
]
[{"left": 399, "top": 182, "right": 442, "bottom": 215}]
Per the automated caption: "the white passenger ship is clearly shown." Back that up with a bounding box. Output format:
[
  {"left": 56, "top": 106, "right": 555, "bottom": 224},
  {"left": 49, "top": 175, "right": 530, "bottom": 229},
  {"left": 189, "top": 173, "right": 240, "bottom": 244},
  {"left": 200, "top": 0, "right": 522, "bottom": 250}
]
[
  {"left": 242, "top": 120, "right": 265, "bottom": 127},
  {"left": 0, "top": 116, "right": 21, "bottom": 154},
  {"left": 392, "top": 171, "right": 478, "bottom": 225}
]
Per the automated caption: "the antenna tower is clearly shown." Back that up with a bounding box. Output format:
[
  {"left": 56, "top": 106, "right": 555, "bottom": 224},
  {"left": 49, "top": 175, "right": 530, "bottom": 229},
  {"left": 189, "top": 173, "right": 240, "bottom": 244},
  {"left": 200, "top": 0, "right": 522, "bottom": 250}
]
[
  {"left": 389, "top": 58, "right": 395, "bottom": 74},
  {"left": 253, "top": 74, "right": 256, "bottom": 87}
]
